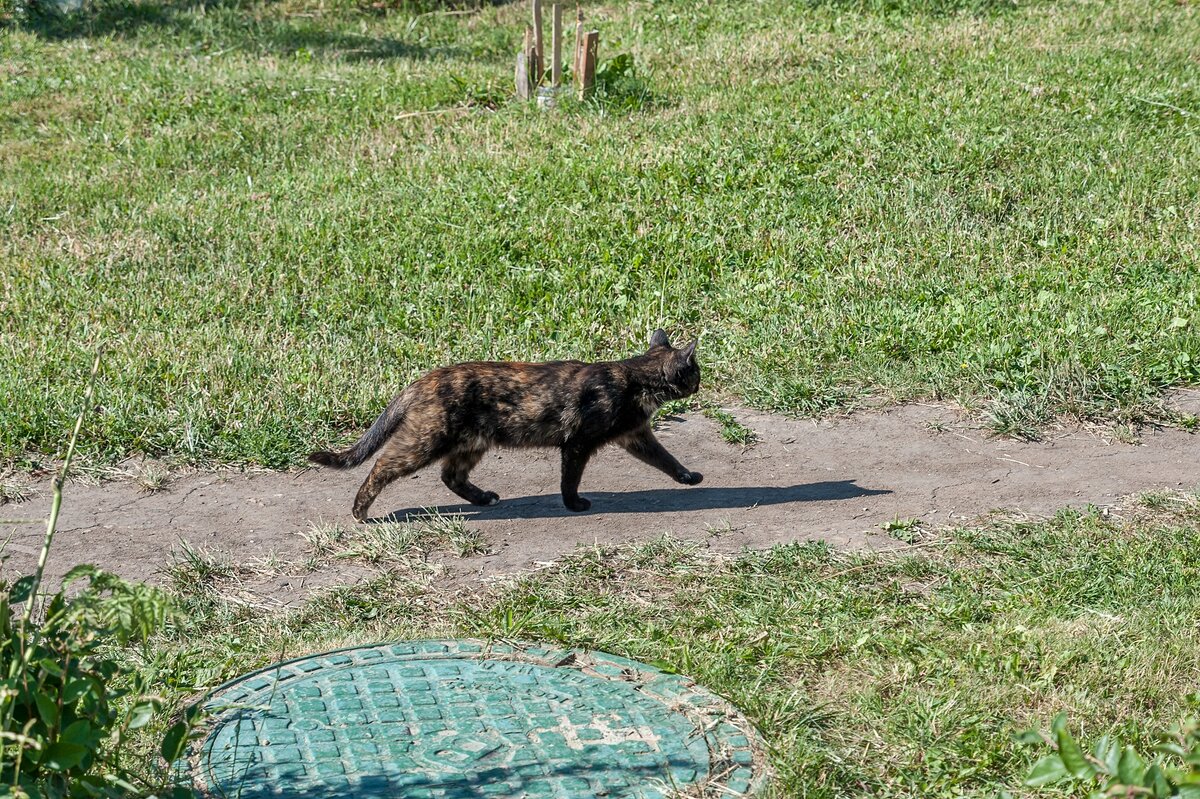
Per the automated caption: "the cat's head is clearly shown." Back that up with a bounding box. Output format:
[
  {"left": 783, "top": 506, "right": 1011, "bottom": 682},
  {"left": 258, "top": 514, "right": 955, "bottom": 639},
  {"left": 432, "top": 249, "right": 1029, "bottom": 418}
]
[{"left": 647, "top": 329, "right": 701, "bottom": 398}]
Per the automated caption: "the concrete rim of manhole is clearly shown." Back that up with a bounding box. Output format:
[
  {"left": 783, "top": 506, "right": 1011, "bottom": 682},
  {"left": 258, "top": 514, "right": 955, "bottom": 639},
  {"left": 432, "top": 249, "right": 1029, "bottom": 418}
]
[{"left": 191, "top": 638, "right": 772, "bottom": 798}]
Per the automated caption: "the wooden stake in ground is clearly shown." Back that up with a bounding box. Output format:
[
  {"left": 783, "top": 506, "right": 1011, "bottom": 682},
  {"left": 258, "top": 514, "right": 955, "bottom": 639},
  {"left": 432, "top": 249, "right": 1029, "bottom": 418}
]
[
  {"left": 515, "top": 26, "right": 534, "bottom": 100},
  {"left": 531, "top": 0, "right": 544, "bottom": 87},
  {"left": 579, "top": 29, "right": 599, "bottom": 100},
  {"left": 574, "top": 8, "right": 584, "bottom": 84},
  {"left": 551, "top": 3, "right": 563, "bottom": 88}
]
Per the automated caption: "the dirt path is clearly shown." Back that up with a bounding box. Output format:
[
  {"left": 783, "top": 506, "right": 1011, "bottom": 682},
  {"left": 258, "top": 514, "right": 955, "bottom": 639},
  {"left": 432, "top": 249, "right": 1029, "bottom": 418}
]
[{"left": 3, "top": 401, "right": 1197, "bottom": 604}]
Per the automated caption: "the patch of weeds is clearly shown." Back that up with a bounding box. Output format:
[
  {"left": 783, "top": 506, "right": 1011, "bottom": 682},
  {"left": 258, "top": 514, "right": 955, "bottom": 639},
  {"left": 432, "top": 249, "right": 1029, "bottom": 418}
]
[
  {"left": 466, "top": 602, "right": 547, "bottom": 641},
  {"left": 705, "top": 518, "right": 744, "bottom": 538},
  {"left": 703, "top": 405, "right": 759, "bottom": 447},
  {"left": 1, "top": 561, "right": 193, "bottom": 795},
  {"left": 446, "top": 526, "right": 487, "bottom": 558},
  {"left": 446, "top": 73, "right": 507, "bottom": 111},
  {"left": 0, "top": 482, "right": 34, "bottom": 505},
  {"left": 592, "top": 53, "right": 654, "bottom": 111},
  {"left": 164, "top": 540, "right": 237, "bottom": 593},
  {"left": 336, "top": 521, "right": 435, "bottom": 566},
  {"left": 414, "top": 508, "right": 488, "bottom": 557},
  {"left": 1133, "top": 489, "right": 1200, "bottom": 526},
  {"left": 811, "top": 0, "right": 1019, "bottom": 15},
  {"left": 1138, "top": 490, "right": 1173, "bottom": 510},
  {"left": 883, "top": 516, "right": 923, "bottom": 543},
  {"left": 923, "top": 419, "right": 948, "bottom": 434},
  {"left": 1017, "top": 713, "right": 1200, "bottom": 798},
  {"left": 626, "top": 533, "right": 705, "bottom": 569},
  {"left": 63, "top": 461, "right": 113, "bottom": 486},
  {"left": 135, "top": 462, "right": 169, "bottom": 493},
  {"left": 986, "top": 391, "right": 1053, "bottom": 441},
  {"left": 545, "top": 543, "right": 620, "bottom": 583},
  {"left": 657, "top": 399, "right": 693, "bottom": 417},
  {"left": 301, "top": 521, "right": 352, "bottom": 565},
  {"left": 407, "top": 508, "right": 490, "bottom": 558},
  {"left": 310, "top": 510, "right": 489, "bottom": 566},
  {"left": 1111, "top": 424, "right": 1140, "bottom": 445},
  {"left": 746, "top": 381, "right": 865, "bottom": 418},
  {"left": 273, "top": 573, "right": 423, "bottom": 634}
]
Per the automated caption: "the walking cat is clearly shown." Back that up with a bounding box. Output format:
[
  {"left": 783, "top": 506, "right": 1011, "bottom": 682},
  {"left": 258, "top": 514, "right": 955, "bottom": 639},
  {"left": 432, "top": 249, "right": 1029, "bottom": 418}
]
[{"left": 310, "top": 330, "right": 703, "bottom": 520}]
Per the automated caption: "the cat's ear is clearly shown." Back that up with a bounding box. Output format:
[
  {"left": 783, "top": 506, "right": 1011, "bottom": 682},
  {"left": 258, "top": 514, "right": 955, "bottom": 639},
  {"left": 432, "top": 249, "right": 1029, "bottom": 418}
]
[
  {"left": 649, "top": 329, "right": 671, "bottom": 349},
  {"left": 680, "top": 341, "right": 698, "bottom": 363}
]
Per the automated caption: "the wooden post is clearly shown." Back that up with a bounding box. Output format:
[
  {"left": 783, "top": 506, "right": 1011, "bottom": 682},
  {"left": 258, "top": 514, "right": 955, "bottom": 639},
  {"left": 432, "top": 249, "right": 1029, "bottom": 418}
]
[
  {"left": 515, "top": 53, "right": 530, "bottom": 100},
  {"left": 574, "top": 8, "right": 584, "bottom": 84},
  {"left": 579, "top": 29, "right": 599, "bottom": 99},
  {"left": 515, "top": 26, "right": 534, "bottom": 100},
  {"left": 531, "top": 0, "right": 544, "bottom": 87},
  {"left": 551, "top": 3, "right": 563, "bottom": 88}
]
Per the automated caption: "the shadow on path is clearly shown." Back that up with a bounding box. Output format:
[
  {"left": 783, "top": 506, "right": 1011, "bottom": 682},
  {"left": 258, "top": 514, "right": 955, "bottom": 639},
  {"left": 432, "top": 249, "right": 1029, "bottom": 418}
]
[{"left": 375, "top": 480, "right": 892, "bottom": 523}]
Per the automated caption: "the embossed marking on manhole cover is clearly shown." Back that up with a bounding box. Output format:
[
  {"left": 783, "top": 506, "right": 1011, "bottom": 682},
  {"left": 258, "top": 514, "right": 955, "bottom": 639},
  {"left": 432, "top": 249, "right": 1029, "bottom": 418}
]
[{"left": 195, "top": 639, "right": 769, "bottom": 798}]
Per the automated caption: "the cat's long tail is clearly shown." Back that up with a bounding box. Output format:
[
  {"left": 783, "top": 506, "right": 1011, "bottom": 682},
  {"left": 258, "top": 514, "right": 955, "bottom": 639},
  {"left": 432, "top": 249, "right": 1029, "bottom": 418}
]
[{"left": 308, "top": 393, "right": 409, "bottom": 469}]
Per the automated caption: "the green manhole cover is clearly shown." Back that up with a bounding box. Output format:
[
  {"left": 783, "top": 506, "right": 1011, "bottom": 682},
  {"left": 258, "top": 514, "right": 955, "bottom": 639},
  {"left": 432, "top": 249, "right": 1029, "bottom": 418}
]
[{"left": 195, "top": 639, "right": 768, "bottom": 798}]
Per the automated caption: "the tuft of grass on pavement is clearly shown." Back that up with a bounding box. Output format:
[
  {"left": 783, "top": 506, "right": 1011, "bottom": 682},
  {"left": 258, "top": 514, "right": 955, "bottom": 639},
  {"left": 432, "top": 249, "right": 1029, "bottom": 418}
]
[
  {"left": 0, "top": 482, "right": 35, "bottom": 505},
  {"left": 702, "top": 405, "right": 760, "bottom": 447},
  {"left": 302, "top": 509, "right": 487, "bottom": 568}
]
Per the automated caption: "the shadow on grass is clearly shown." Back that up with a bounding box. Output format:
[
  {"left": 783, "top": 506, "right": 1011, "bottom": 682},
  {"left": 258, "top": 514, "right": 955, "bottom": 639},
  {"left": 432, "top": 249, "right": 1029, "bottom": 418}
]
[
  {"left": 18, "top": 0, "right": 470, "bottom": 61},
  {"left": 374, "top": 480, "right": 893, "bottom": 522}
]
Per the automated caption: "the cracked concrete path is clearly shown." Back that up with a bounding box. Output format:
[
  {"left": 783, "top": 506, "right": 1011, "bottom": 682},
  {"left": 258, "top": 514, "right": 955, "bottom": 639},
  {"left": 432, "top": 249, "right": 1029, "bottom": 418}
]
[{"left": 2, "top": 401, "right": 1197, "bottom": 604}]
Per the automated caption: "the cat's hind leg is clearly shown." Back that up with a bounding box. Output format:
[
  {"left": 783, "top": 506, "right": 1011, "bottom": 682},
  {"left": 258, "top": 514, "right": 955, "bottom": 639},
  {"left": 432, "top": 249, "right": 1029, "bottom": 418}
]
[
  {"left": 559, "top": 444, "right": 595, "bottom": 512},
  {"left": 352, "top": 442, "right": 435, "bottom": 521},
  {"left": 440, "top": 448, "right": 499, "bottom": 506}
]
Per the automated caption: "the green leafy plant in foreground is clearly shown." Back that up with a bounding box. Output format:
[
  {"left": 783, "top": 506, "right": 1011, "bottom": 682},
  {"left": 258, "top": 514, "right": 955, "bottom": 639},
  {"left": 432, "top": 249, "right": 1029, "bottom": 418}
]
[
  {"left": 0, "top": 355, "right": 199, "bottom": 798},
  {"left": 0, "top": 567, "right": 195, "bottom": 799},
  {"left": 1019, "top": 712, "right": 1200, "bottom": 798}
]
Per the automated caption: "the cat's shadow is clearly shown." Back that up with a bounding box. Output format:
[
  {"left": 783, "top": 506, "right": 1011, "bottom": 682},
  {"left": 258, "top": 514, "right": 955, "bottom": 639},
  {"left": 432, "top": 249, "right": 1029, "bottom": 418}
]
[{"left": 373, "top": 480, "right": 891, "bottom": 523}]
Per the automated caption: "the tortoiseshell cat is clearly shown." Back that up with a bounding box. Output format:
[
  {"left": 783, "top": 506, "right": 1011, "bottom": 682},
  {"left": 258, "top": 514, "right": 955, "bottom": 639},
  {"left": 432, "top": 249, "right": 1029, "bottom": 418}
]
[{"left": 310, "top": 330, "right": 703, "bottom": 520}]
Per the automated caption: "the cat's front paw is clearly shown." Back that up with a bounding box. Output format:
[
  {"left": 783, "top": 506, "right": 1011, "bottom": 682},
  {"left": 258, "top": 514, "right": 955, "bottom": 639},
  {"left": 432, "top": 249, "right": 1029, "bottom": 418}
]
[
  {"left": 472, "top": 491, "right": 500, "bottom": 506},
  {"left": 563, "top": 496, "right": 592, "bottom": 512},
  {"left": 677, "top": 470, "right": 703, "bottom": 485}
]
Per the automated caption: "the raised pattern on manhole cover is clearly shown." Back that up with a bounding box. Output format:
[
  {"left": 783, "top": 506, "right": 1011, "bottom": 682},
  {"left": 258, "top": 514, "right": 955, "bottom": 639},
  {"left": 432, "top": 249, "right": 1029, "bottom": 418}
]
[{"left": 195, "top": 639, "right": 769, "bottom": 798}]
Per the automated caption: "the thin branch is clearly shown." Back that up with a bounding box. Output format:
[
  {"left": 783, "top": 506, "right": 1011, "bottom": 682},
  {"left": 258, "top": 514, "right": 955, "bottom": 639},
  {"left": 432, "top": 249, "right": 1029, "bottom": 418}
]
[
  {"left": 1130, "top": 95, "right": 1194, "bottom": 118},
  {"left": 392, "top": 105, "right": 475, "bottom": 121},
  {"left": 21, "top": 351, "right": 103, "bottom": 629}
]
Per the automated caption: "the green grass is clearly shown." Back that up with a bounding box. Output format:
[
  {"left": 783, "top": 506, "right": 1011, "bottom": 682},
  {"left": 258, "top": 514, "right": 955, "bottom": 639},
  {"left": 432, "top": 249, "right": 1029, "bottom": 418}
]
[
  {"left": 130, "top": 490, "right": 1200, "bottom": 797},
  {"left": 703, "top": 404, "right": 760, "bottom": 446},
  {"left": 2, "top": 0, "right": 1199, "bottom": 468},
  {"left": 302, "top": 508, "right": 488, "bottom": 567}
]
